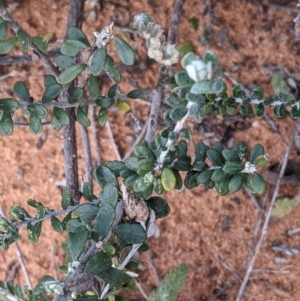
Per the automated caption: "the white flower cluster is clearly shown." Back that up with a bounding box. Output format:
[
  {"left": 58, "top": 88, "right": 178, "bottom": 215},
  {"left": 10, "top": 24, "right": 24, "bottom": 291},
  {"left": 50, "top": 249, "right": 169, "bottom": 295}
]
[
  {"left": 44, "top": 280, "right": 64, "bottom": 295},
  {"left": 133, "top": 13, "right": 179, "bottom": 66},
  {"left": 181, "top": 52, "right": 213, "bottom": 82}
]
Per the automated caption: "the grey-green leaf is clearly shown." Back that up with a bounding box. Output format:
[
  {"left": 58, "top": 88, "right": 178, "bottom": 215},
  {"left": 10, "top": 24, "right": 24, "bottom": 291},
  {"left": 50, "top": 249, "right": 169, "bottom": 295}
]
[
  {"left": 114, "top": 36, "right": 135, "bottom": 65},
  {"left": 90, "top": 47, "right": 107, "bottom": 76},
  {"left": 97, "top": 107, "right": 107, "bottom": 126},
  {"left": 51, "top": 216, "right": 64, "bottom": 233},
  {"left": 252, "top": 172, "right": 265, "bottom": 194},
  {"left": 206, "top": 149, "right": 224, "bottom": 166},
  {"left": 250, "top": 144, "right": 264, "bottom": 163},
  {"left": 104, "top": 55, "right": 121, "bottom": 81},
  {"left": 13, "top": 81, "right": 30, "bottom": 102},
  {"left": 0, "top": 98, "right": 19, "bottom": 112},
  {"left": 44, "top": 75, "right": 57, "bottom": 88},
  {"left": 75, "top": 204, "right": 100, "bottom": 220},
  {"left": 100, "top": 182, "right": 119, "bottom": 208},
  {"left": 60, "top": 39, "right": 87, "bottom": 57},
  {"left": 222, "top": 162, "right": 244, "bottom": 175},
  {"left": 42, "top": 84, "right": 63, "bottom": 103},
  {"left": 77, "top": 106, "right": 91, "bottom": 127},
  {"left": 94, "top": 166, "right": 119, "bottom": 189},
  {"left": 82, "top": 182, "right": 92, "bottom": 200},
  {"left": 97, "top": 267, "right": 130, "bottom": 289},
  {"left": 29, "top": 115, "right": 42, "bottom": 135},
  {"left": 67, "top": 27, "right": 90, "bottom": 46},
  {"left": 31, "top": 36, "right": 48, "bottom": 52},
  {"left": 28, "top": 104, "right": 48, "bottom": 118},
  {"left": 229, "top": 173, "right": 242, "bottom": 192},
  {"left": 61, "top": 186, "right": 73, "bottom": 209},
  {"left": 27, "top": 222, "right": 42, "bottom": 244},
  {"left": 88, "top": 75, "right": 99, "bottom": 100},
  {"left": 0, "top": 37, "right": 17, "bottom": 54},
  {"left": 147, "top": 196, "right": 170, "bottom": 218},
  {"left": 53, "top": 107, "right": 70, "bottom": 125},
  {"left": 94, "top": 203, "right": 115, "bottom": 240},
  {"left": 17, "top": 30, "right": 28, "bottom": 52},
  {"left": 55, "top": 55, "right": 75, "bottom": 69},
  {"left": 191, "top": 79, "right": 224, "bottom": 94},
  {"left": 0, "top": 113, "right": 13, "bottom": 136},
  {"left": 69, "top": 87, "right": 83, "bottom": 103},
  {"left": 114, "top": 223, "right": 146, "bottom": 244},
  {"left": 51, "top": 115, "right": 62, "bottom": 131},
  {"left": 127, "top": 89, "right": 143, "bottom": 99},
  {"left": 96, "top": 97, "right": 115, "bottom": 108},
  {"left": 68, "top": 225, "right": 89, "bottom": 260},
  {"left": 58, "top": 64, "right": 86, "bottom": 84},
  {"left": 85, "top": 251, "right": 111, "bottom": 274},
  {"left": 175, "top": 71, "right": 195, "bottom": 87},
  {"left": 0, "top": 19, "right": 7, "bottom": 41}
]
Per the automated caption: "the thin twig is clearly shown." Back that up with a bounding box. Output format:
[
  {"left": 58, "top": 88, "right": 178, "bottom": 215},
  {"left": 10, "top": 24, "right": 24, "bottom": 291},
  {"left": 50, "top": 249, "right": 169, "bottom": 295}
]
[
  {"left": 146, "top": 250, "right": 160, "bottom": 285},
  {"left": 145, "top": 73, "right": 165, "bottom": 143},
  {"left": 90, "top": 105, "right": 101, "bottom": 165},
  {"left": 54, "top": 201, "right": 124, "bottom": 301},
  {"left": 123, "top": 121, "right": 148, "bottom": 160},
  {"left": 51, "top": 245, "right": 58, "bottom": 281},
  {"left": 61, "top": 0, "right": 85, "bottom": 204},
  {"left": 13, "top": 242, "right": 32, "bottom": 289},
  {"left": 236, "top": 120, "right": 300, "bottom": 301},
  {"left": 145, "top": 0, "right": 185, "bottom": 143},
  {"left": 80, "top": 124, "right": 93, "bottom": 188},
  {"left": 0, "top": 5, "right": 59, "bottom": 76},
  {"left": 105, "top": 121, "right": 121, "bottom": 161},
  {"left": 269, "top": 2, "right": 300, "bottom": 14},
  {"left": 245, "top": 190, "right": 262, "bottom": 211},
  {"left": 135, "top": 280, "right": 148, "bottom": 300},
  {"left": 214, "top": 250, "right": 243, "bottom": 283},
  {"left": 0, "top": 50, "right": 60, "bottom": 66},
  {"left": 0, "top": 208, "right": 32, "bottom": 289},
  {"left": 167, "top": 0, "right": 186, "bottom": 44},
  {"left": 252, "top": 188, "right": 269, "bottom": 245}
]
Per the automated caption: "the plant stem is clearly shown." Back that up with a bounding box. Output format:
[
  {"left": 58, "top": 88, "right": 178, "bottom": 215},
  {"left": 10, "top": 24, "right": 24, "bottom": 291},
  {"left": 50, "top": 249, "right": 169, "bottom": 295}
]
[
  {"left": 0, "top": 50, "right": 60, "bottom": 65},
  {"left": 235, "top": 120, "right": 300, "bottom": 301},
  {"left": 0, "top": 5, "right": 59, "bottom": 76},
  {"left": 167, "top": 0, "right": 186, "bottom": 44},
  {"left": 145, "top": 0, "right": 185, "bottom": 143},
  {"left": 145, "top": 73, "right": 165, "bottom": 143},
  {"left": 61, "top": 0, "right": 85, "bottom": 204}
]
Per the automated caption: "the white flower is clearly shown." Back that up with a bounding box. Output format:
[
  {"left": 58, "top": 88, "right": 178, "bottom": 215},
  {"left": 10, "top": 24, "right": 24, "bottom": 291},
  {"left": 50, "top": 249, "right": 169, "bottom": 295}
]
[
  {"left": 148, "top": 48, "right": 163, "bottom": 61},
  {"left": 148, "top": 37, "right": 162, "bottom": 50},
  {"left": 185, "top": 60, "right": 208, "bottom": 82}
]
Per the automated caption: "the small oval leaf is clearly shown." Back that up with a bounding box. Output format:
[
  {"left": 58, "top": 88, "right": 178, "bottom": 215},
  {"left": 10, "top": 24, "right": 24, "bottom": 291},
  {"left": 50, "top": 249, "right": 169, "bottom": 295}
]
[
  {"left": 58, "top": 64, "right": 86, "bottom": 85},
  {"left": 114, "top": 223, "right": 146, "bottom": 244},
  {"left": 29, "top": 115, "right": 42, "bottom": 135},
  {"left": 147, "top": 196, "right": 170, "bottom": 218},
  {"left": 42, "top": 84, "right": 63, "bottom": 103},
  {"left": 53, "top": 107, "right": 70, "bottom": 125},
  {"left": 13, "top": 81, "right": 30, "bottom": 102},
  {"left": 90, "top": 47, "right": 107, "bottom": 76},
  {"left": 77, "top": 106, "right": 91, "bottom": 127},
  {"left": 114, "top": 36, "right": 135, "bottom": 65},
  {"left": 161, "top": 167, "right": 176, "bottom": 191},
  {"left": 0, "top": 37, "right": 17, "bottom": 54},
  {"left": 60, "top": 39, "right": 87, "bottom": 57}
]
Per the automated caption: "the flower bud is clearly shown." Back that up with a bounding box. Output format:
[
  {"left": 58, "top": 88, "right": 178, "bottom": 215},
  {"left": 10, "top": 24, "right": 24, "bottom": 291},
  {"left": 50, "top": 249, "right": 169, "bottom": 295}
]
[
  {"left": 0, "top": 217, "right": 9, "bottom": 231},
  {"left": 185, "top": 60, "right": 208, "bottom": 82}
]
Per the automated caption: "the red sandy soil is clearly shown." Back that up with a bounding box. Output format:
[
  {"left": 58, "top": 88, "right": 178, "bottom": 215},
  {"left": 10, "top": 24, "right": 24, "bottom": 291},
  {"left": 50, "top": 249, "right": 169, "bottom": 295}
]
[{"left": 1, "top": 0, "right": 300, "bottom": 300}]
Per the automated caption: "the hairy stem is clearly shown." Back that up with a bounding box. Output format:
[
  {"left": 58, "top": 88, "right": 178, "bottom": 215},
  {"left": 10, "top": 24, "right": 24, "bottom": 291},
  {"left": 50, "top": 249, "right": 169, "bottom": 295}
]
[
  {"left": 62, "top": 0, "right": 85, "bottom": 204},
  {"left": 236, "top": 120, "right": 300, "bottom": 301},
  {"left": 0, "top": 5, "right": 59, "bottom": 75}
]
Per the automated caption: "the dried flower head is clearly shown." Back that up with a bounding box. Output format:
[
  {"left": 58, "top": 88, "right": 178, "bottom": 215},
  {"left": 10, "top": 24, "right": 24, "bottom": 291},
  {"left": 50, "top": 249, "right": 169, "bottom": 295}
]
[{"left": 124, "top": 194, "right": 149, "bottom": 222}]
